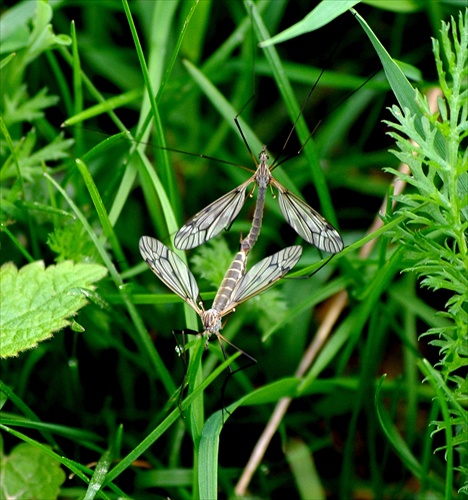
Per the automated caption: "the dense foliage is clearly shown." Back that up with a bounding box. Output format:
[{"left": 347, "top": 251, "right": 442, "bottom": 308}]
[{"left": 1, "top": 1, "right": 466, "bottom": 498}]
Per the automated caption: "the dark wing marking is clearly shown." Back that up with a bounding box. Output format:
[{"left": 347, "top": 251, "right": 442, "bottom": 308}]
[
  {"left": 139, "top": 236, "right": 202, "bottom": 314},
  {"left": 174, "top": 178, "right": 253, "bottom": 250},
  {"left": 272, "top": 179, "right": 343, "bottom": 253}
]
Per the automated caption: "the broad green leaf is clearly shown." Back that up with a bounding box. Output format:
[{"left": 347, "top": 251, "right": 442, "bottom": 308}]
[
  {"left": 0, "top": 1, "right": 37, "bottom": 53},
  {"left": 0, "top": 443, "right": 66, "bottom": 499},
  {"left": 0, "top": 260, "right": 107, "bottom": 358}
]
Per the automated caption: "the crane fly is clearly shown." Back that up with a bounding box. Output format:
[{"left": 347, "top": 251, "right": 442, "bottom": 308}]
[
  {"left": 172, "top": 44, "right": 372, "bottom": 255},
  {"left": 174, "top": 145, "right": 343, "bottom": 254},
  {"left": 139, "top": 236, "right": 302, "bottom": 359}
]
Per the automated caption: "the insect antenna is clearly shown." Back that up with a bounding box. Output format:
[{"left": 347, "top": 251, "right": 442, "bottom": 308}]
[
  {"left": 232, "top": 91, "right": 260, "bottom": 167},
  {"left": 273, "top": 69, "right": 380, "bottom": 171},
  {"left": 160, "top": 145, "right": 254, "bottom": 175}
]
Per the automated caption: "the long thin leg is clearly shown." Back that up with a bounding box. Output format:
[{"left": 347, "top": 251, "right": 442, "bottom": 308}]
[
  {"left": 172, "top": 328, "right": 199, "bottom": 416},
  {"left": 216, "top": 333, "right": 257, "bottom": 422}
]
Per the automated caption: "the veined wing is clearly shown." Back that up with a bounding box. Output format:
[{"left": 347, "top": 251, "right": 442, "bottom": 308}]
[
  {"left": 226, "top": 245, "right": 303, "bottom": 310},
  {"left": 174, "top": 177, "right": 253, "bottom": 250},
  {"left": 272, "top": 179, "right": 344, "bottom": 254},
  {"left": 139, "top": 236, "right": 202, "bottom": 314}
]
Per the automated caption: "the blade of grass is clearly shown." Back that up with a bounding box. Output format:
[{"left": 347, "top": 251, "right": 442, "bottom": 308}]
[
  {"left": 0, "top": 424, "right": 122, "bottom": 498},
  {"left": 70, "top": 20, "right": 84, "bottom": 155},
  {"left": 0, "top": 380, "right": 58, "bottom": 448},
  {"left": 198, "top": 376, "right": 298, "bottom": 500},
  {"left": 62, "top": 89, "right": 143, "bottom": 127},
  {"left": 247, "top": 0, "right": 339, "bottom": 226},
  {"left": 75, "top": 159, "right": 128, "bottom": 270},
  {"left": 83, "top": 449, "right": 113, "bottom": 500},
  {"left": 44, "top": 172, "right": 177, "bottom": 397},
  {"left": 259, "top": 0, "right": 361, "bottom": 47},
  {"left": 103, "top": 350, "right": 240, "bottom": 486},
  {"left": 122, "top": 0, "right": 181, "bottom": 217},
  {"left": 352, "top": 8, "right": 446, "bottom": 157},
  {"left": 374, "top": 376, "right": 447, "bottom": 495},
  {"left": 299, "top": 246, "right": 404, "bottom": 391}
]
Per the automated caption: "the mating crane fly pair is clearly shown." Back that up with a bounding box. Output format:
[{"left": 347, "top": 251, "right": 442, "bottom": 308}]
[
  {"left": 138, "top": 52, "right": 349, "bottom": 402},
  {"left": 139, "top": 237, "right": 303, "bottom": 361},
  {"left": 139, "top": 136, "right": 343, "bottom": 360}
]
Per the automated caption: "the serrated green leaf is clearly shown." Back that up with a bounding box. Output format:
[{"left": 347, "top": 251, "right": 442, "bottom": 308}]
[
  {"left": 1, "top": 129, "right": 74, "bottom": 182},
  {"left": 47, "top": 222, "right": 98, "bottom": 263},
  {"left": 0, "top": 260, "right": 107, "bottom": 358},
  {"left": 190, "top": 238, "right": 233, "bottom": 287},
  {"left": 0, "top": 443, "right": 66, "bottom": 499},
  {"left": 3, "top": 86, "right": 59, "bottom": 127},
  {"left": 247, "top": 288, "right": 287, "bottom": 336}
]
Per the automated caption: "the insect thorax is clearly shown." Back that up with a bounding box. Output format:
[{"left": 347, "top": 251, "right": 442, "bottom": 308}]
[
  {"left": 202, "top": 308, "right": 222, "bottom": 337},
  {"left": 256, "top": 146, "right": 273, "bottom": 189}
]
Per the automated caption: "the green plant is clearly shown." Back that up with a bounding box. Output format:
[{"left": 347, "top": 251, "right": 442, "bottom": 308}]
[
  {"left": 385, "top": 10, "right": 468, "bottom": 496},
  {"left": 1, "top": 1, "right": 466, "bottom": 498}
]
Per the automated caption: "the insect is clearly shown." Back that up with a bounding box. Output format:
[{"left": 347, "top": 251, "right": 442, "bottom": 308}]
[
  {"left": 173, "top": 144, "right": 344, "bottom": 254},
  {"left": 139, "top": 236, "right": 302, "bottom": 357}
]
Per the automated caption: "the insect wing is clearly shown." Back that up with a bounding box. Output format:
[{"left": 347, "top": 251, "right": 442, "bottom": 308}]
[
  {"left": 139, "top": 236, "right": 202, "bottom": 313},
  {"left": 228, "top": 245, "right": 303, "bottom": 308},
  {"left": 273, "top": 179, "right": 344, "bottom": 253},
  {"left": 174, "top": 178, "right": 253, "bottom": 250}
]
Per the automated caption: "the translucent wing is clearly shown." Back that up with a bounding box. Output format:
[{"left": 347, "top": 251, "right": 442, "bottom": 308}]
[
  {"left": 139, "top": 236, "right": 202, "bottom": 314},
  {"left": 272, "top": 179, "right": 344, "bottom": 253},
  {"left": 226, "top": 245, "right": 303, "bottom": 310},
  {"left": 174, "top": 178, "right": 253, "bottom": 250}
]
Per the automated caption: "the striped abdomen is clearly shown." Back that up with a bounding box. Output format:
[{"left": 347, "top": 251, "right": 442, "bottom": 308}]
[{"left": 211, "top": 249, "right": 248, "bottom": 313}]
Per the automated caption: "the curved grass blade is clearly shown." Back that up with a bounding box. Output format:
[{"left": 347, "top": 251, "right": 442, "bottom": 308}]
[{"left": 259, "top": 0, "right": 361, "bottom": 47}]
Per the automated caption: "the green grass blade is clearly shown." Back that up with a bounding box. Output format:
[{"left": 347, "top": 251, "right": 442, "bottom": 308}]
[
  {"left": 374, "top": 376, "right": 447, "bottom": 495},
  {"left": 104, "top": 351, "right": 238, "bottom": 487},
  {"left": 121, "top": 0, "right": 177, "bottom": 211},
  {"left": 44, "top": 173, "right": 177, "bottom": 396},
  {"left": 259, "top": 0, "right": 361, "bottom": 47},
  {"left": 352, "top": 8, "right": 446, "bottom": 157},
  {"left": 62, "top": 89, "right": 143, "bottom": 127},
  {"left": 75, "top": 158, "right": 128, "bottom": 270},
  {"left": 248, "top": 0, "right": 338, "bottom": 225}
]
